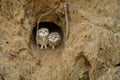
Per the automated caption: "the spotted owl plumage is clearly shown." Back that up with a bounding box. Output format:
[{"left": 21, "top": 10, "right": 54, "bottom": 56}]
[
  {"left": 37, "top": 28, "right": 49, "bottom": 49},
  {"left": 48, "top": 32, "right": 62, "bottom": 49}
]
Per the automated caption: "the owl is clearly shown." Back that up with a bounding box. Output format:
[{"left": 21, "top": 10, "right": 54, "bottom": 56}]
[
  {"left": 37, "top": 28, "right": 49, "bottom": 49},
  {"left": 48, "top": 32, "right": 62, "bottom": 49}
]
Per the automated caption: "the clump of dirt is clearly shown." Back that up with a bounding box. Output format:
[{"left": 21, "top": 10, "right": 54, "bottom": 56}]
[{"left": 0, "top": 0, "right": 120, "bottom": 80}]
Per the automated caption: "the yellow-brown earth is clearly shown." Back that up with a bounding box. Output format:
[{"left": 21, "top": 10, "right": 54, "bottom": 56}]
[{"left": 0, "top": 0, "right": 120, "bottom": 80}]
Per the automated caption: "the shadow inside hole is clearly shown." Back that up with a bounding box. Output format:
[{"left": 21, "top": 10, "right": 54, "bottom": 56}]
[
  {"left": 115, "top": 63, "right": 120, "bottom": 67},
  {"left": 32, "top": 22, "right": 63, "bottom": 45},
  {"left": 0, "top": 74, "right": 5, "bottom": 80},
  {"left": 6, "top": 41, "right": 9, "bottom": 44}
]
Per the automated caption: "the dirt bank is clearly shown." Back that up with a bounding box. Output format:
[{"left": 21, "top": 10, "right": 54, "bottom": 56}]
[{"left": 0, "top": 0, "right": 120, "bottom": 80}]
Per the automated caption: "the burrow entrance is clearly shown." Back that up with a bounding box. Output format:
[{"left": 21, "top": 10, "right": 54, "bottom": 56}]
[
  {"left": 32, "top": 22, "right": 64, "bottom": 50},
  {"left": 29, "top": 22, "right": 64, "bottom": 79}
]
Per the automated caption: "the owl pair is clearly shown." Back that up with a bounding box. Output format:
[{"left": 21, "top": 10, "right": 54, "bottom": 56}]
[{"left": 37, "top": 28, "right": 62, "bottom": 49}]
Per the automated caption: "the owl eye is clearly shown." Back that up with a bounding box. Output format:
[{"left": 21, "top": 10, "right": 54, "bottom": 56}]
[
  {"left": 53, "top": 37, "right": 56, "bottom": 39},
  {"left": 45, "top": 30, "right": 48, "bottom": 32},
  {"left": 39, "top": 30, "right": 42, "bottom": 33},
  {"left": 50, "top": 36, "right": 53, "bottom": 39}
]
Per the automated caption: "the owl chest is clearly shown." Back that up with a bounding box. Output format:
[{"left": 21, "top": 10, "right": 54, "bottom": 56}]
[
  {"left": 41, "top": 37, "right": 47, "bottom": 42},
  {"left": 38, "top": 36, "right": 48, "bottom": 44},
  {"left": 49, "top": 40, "right": 60, "bottom": 46}
]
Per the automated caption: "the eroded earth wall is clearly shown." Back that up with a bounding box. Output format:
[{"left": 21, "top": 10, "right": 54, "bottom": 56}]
[{"left": 0, "top": 0, "right": 120, "bottom": 80}]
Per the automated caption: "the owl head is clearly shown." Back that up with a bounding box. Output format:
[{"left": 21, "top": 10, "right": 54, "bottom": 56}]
[
  {"left": 48, "top": 32, "right": 61, "bottom": 42},
  {"left": 38, "top": 28, "right": 49, "bottom": 36}
]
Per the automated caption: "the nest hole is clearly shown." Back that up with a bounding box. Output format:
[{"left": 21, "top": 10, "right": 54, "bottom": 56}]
[
  {"left": 115, "top": 63, "right": 120, "bottom": 67},
  {"left": 32, "top": 22, "right": 63, "bottom": 46},
  {"left": 0, "top": 74, "right": 5, "bottom": 80}
]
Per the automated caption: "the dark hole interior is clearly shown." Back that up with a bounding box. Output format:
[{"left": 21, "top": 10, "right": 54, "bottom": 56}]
[
  {"left": 6, "top": 41, "right": 9, "bottom": 44},
  {"left": 32, "top": 22, "right": 63, "bottom": 44},
  {"left": 115, "top": 63, "right": 120, "bottom": 67},
  {"left": 0, "top": 74, "right": 5, "bottom": 80}
]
